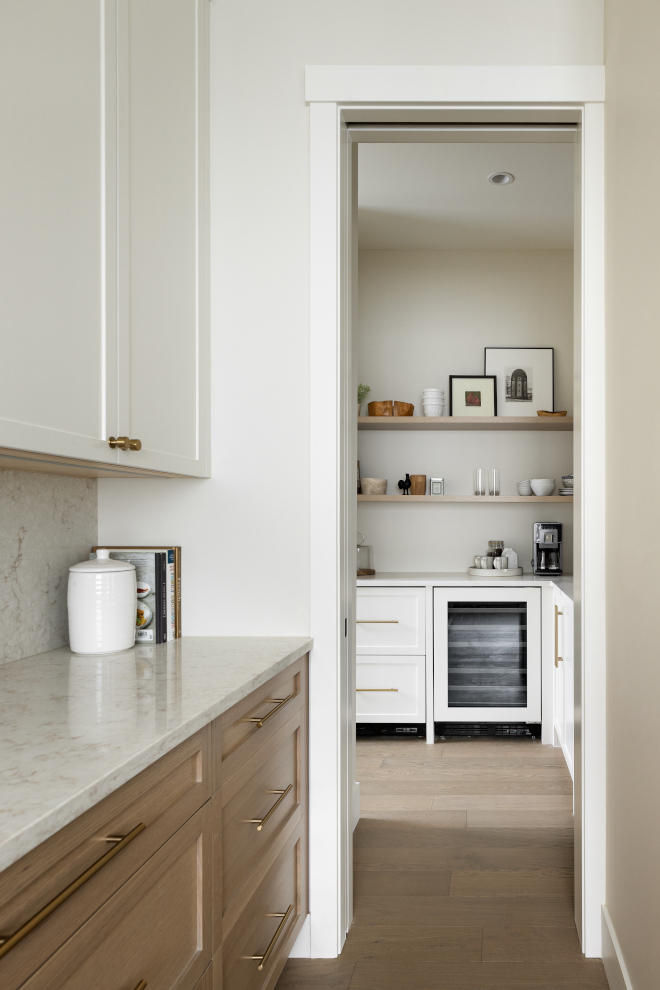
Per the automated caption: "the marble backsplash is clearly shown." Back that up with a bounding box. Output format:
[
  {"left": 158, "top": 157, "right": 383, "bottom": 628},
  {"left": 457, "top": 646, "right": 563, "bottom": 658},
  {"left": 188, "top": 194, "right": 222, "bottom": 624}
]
[{"left": 0, "top": 470, "right": 97, "bottom": 665}]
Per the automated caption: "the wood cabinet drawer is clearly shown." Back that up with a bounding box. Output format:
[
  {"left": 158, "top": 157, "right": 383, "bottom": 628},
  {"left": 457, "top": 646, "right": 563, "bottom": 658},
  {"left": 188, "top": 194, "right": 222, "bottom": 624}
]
[
  {"left": 213, "top": 656, "right": 308, "bottom": 786},
  {"left": 356, "top": 656, "right": 426, "bottom": 722},
  {"left": 220, "top": 707, "right": 306, "bottom": 927},
  {"left": 0, "top": 728, "right": 210, "bottom": 990},
  {"left": 356, "top": 588, "right": 425, "bottom": 654},
  {"left": 21, "top": 803, "right": 212, "bottom": 990},
  {"left": 223, "top": 822, "right": 306, "bottom": 990}
]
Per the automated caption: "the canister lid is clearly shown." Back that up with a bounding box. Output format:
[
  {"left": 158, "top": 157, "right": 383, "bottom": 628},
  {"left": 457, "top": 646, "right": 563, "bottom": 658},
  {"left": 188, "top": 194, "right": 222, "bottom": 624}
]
[{"left": 69, "top": 549, "right": 136, "bottom": 573}]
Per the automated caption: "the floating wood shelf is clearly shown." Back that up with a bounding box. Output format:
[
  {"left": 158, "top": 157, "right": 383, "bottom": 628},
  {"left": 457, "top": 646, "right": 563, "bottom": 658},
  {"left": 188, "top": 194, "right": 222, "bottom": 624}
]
[
  {"left": 358, "top": 495, "right": 573, "bottom": 503},
  {"left": 358, "top": 416, "right": 573, "bottom": 432}
]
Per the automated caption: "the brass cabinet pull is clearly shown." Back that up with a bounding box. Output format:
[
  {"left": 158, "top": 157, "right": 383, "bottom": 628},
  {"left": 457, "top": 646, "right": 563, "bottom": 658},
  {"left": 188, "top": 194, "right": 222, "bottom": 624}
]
[
  {"left": 132, "top": 982, "right": 148, "bottom": 990},
  {"left": 555, "top": 605, "right": 564, "bottom": 667},
  {"left": 108, "top": 436, "right": 142, "bottom": 451},
  {"left": 356, "top": 688, "right": 399, "bottom": 692},
  {"left": 250, "top": 905, "right": 293, "bottom": 971},
  {"left": 246, "top": 695, "right": 294, "bottom": 728},
  {"left": 0, "top": 823, "right": 146, "bottom": 959},
  {"left": 248, "top": 784, "right": 293, "bottom": 831},
  {"left": 356, "top": 620, "right": 399, "bottom": 623}
]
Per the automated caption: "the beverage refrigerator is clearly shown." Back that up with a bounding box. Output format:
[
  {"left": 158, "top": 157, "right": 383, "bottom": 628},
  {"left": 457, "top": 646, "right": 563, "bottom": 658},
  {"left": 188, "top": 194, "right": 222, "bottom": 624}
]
[{"left": 433, "top": 587, "right": 541, "bottom": 724}]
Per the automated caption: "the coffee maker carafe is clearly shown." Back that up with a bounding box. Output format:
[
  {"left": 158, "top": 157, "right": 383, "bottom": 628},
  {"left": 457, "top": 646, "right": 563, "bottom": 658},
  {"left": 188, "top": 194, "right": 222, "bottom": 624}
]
[{"left": 533, "top": 522, "right": 563, "bottom": 575}]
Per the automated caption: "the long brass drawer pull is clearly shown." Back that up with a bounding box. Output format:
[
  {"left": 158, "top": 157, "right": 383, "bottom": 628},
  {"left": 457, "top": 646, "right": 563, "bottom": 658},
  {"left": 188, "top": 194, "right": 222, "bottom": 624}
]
[
  {"left": 247, "top": 694, "right": 294, "bottom": 728},
  {"left": 356, "top": 620, "right": 399, "bottom": 623},
  {"left": 250, "top": 904, "right": 293, "bottom": 971},
  {"left": 356, "top": 688, "right": 398, "bottom": 692},
  {"left": 0, "top": 823, "right": 146, "bottom": 960},
  {"left": 248, "top": 784, "right": 293, "bottom": 831},
  {"left": 132, "top": 982, "right": 148, "bottom": 990},
  {"left": 555, "top": 605, "right": 564, "bottom": 667}
]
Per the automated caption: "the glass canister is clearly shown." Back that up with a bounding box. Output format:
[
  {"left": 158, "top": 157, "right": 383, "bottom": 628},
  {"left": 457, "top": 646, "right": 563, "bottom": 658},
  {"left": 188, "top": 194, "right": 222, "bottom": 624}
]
[
  {"left": 357, "top": 534, "right": 375, "bottom": 576},
  {"left": 488, "top": 540, "right": 505, "bottom": 557}
]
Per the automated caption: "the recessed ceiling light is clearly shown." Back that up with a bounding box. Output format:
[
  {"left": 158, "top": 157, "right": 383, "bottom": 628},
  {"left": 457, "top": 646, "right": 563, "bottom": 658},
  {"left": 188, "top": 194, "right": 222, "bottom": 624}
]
[{"left": 488, "top": 172, "right": 515, "bottom": 185}]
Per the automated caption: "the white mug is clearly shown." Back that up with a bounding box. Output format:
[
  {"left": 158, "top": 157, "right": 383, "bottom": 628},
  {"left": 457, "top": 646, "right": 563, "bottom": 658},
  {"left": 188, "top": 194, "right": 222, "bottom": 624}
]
[
  {"left": 474, "top": 555, "right": 482, "bottom": 568},
  {"left": 493, "top": 556, "right": 508, "bottom": 569},
  {"left": 481, "top": 556, "right": 494, "bottom": 569}
]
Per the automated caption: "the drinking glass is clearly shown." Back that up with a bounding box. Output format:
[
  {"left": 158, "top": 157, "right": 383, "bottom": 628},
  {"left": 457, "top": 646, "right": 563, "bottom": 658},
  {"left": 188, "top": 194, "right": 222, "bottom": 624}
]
[
  {"left": 489, "top": 468, "right": 500, "bottom": 496},
  {"left": 474, "top": 468, "right": 486, "bottom": 496}
]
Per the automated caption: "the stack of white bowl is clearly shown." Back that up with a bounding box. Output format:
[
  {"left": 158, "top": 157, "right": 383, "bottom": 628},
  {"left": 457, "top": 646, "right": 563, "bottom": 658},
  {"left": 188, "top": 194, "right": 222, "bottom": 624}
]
[
  {"left": 530, "top": 478, "right": 556, "bottom": 496},
  {"left": 517, "top": 479, "right": 532, "bottom": 496},
  {"left": 422, "top": 388, "right": 445, "bottom": 417}
]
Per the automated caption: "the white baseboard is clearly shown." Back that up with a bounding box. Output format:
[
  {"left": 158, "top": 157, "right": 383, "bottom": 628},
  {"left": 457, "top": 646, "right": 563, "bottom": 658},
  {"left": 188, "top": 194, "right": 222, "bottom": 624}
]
[
  {"left": 288, "top": 914, "right": 311, "bottom": 958},
  {"left": 352, "top": 780, "right": 360, "bottom": 830},
  {"left": 602, "top": 905, "right": 634, "bottom": 990}
]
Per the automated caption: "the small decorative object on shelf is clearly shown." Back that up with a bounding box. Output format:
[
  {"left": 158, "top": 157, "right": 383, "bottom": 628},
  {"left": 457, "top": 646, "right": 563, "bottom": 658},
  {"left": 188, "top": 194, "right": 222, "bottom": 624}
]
[
  {"left": 474, "top": 468, "right": 486, "bottom": 496},
  {"left": 430, "top": 477, "right": 444, "bottom": 495},
  {"left": 392, "top": 401, "right": 414, "bottom": 416},
  {"left": 410, "top": 474, "right": 426, "bottom": 495},
  {"left": 367, "top": 400, "right": 393, "bottom": 416},
  {"left": 489, "top": 468, "right": 501, "bottom": 496},
  {"left": 537, "top": 410, "right": 567, "bottom": 416},
  {"left": 361, "top": 477, "right": 387, "bottom": 495},
  {"left": 485, "top": 346, "right": 554, "bottom": 416},
  {"left": 450, "top": 376, "right": 497, "bottom": 417},
  {"left": 398, "top": 473, "right": 412, "bottom": 495},
  {"left": 357, "top": 383, "right": 371, "bottom": 417}
]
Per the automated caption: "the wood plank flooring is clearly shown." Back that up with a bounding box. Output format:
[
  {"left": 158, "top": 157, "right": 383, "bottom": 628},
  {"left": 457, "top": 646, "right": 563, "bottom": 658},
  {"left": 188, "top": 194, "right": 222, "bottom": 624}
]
[{"left": 276, "top": 736, "right": 609, "bottom": 990}]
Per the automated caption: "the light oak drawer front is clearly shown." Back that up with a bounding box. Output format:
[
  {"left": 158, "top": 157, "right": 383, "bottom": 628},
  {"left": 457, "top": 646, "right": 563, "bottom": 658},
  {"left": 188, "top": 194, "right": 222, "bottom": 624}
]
[
  {"left": 0, "top": 728, "right": 209, "bottom": 990},
  {"left": 356, "top": 656, "right": 426, "bottom": 722},
  {"left": 214, "top": 656, "right": 308, "bottom": 785},
  {"left": 223, "top": 823, "right": 306, "bottom": 990},
  {"left": 221, "top": 708, "right": 306, "bottom": 921},
  {"left": 21, "top": 803, "right": 212, "bottom": 990},
  {"left": 356, "top": 588, "right": 425, "bottom": 655}
]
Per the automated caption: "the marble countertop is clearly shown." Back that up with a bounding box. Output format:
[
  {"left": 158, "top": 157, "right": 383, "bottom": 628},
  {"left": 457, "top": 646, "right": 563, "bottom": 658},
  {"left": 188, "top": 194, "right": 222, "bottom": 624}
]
[
  {"left": 0, "top": 636, "right": 312, "bottom": 873},
  {"left": 357, "top": 571, "right": 574, "bottom": 600}
]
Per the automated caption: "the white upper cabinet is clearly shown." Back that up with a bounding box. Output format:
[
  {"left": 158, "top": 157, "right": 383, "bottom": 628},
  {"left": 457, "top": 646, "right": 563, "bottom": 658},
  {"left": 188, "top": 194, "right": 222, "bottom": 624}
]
[{"left": 0, "top": 0, "right": 209, "bottom": 477}]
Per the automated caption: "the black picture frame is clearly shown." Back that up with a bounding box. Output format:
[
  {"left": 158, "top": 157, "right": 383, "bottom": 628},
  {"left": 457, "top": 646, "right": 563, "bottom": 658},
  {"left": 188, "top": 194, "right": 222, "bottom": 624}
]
[
  {"left": 449, "top": 375, "right": 497, "bottom": 416},
  {"left": 484, "top": 347, "right": 554, "bottom": 415}
]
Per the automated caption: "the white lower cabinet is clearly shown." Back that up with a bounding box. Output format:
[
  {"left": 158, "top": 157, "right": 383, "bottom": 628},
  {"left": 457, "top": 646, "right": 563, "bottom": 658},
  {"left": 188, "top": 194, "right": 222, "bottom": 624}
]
[
  {"left": 356, "top": 656, "right": 425, "bottom": 722},
  {"left": 553, "top": 590, "right": 574, "bottom": 778},
  {"left": 356, "top": 586, "right": 426, "bottom": 724}
]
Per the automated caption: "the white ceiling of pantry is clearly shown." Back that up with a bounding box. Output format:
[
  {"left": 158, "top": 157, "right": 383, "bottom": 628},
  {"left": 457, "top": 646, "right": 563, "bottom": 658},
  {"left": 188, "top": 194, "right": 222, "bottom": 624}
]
[{"left": 358, "top": 142, "right": 574, "bottom": 250}]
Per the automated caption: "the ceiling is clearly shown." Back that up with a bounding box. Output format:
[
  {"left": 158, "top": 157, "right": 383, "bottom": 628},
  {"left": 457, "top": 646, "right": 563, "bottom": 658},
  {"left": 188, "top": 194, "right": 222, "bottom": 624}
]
[{"left": 357, "top": 142, "right": 575, "bottom": 250}]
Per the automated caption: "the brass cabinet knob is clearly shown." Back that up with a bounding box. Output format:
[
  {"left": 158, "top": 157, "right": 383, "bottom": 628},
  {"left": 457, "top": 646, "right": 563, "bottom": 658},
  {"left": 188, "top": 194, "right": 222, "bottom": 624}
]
[{"left": 108, "top": 436, "right": 142, "bottom": 451}]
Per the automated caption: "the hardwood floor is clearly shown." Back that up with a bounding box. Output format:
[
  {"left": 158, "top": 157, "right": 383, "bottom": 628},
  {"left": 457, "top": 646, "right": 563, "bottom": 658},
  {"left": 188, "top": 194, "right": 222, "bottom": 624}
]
[{"left": 276, "top": 736, "right": 609, "bottom": 990}]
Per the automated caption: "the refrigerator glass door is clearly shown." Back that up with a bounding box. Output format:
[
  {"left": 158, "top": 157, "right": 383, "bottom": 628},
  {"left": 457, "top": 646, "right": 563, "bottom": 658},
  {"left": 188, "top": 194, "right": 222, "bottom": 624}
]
[{"left": 434, "top": 587, "right": 541, "bottom": 722}]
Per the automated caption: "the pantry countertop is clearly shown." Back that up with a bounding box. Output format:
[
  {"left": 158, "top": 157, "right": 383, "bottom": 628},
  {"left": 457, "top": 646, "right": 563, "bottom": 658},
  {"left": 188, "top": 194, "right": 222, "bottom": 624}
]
[
  {"left": 0, "top": 636, "right": 312, "bottom": 872},
  {"left": 357, "top": 571, "right": 574, "bottom": 601}
]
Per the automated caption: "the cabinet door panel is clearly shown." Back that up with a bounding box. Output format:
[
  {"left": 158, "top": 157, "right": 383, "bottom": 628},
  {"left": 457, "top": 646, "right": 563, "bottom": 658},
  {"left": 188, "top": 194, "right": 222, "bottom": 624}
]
[
  {"left": 117, "top": 0, "right": 209, "bottom": 476},
  {"left": 0, "top": 1, "right": 116, "bottom": 464}
]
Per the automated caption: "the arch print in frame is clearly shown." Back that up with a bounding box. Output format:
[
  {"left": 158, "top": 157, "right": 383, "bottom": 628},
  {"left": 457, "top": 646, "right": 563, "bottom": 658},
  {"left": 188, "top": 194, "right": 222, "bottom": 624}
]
[{"left": 485, "top": 346, "right": 554, "bottom": 416}]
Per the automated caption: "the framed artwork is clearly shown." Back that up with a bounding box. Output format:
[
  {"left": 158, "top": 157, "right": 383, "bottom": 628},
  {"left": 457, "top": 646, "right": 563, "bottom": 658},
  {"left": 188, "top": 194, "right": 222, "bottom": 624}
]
[
  {"left": 484, "top": 347, "right": 554, "bottom": 416},
  {"left": 449, "top": 376, "right": 497, "bottom": 416}
]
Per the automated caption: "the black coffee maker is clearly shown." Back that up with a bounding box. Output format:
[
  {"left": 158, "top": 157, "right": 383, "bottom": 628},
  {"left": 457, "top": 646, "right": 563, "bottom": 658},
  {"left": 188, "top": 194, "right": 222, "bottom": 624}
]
[{"left": 533, "top": 522, "right": 563, "bottom": 575}]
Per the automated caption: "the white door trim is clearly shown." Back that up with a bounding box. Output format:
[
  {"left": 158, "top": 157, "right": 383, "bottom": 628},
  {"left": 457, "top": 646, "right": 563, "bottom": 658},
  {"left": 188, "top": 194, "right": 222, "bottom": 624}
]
[{"left": 308, "top": 65, "right": 605, "bottom": 959}]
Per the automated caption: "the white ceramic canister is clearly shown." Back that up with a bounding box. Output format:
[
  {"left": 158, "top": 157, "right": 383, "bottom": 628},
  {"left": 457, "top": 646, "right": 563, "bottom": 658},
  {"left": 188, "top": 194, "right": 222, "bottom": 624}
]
[{"left": 68, "top": 549, "right": 137, "bottom": 654}]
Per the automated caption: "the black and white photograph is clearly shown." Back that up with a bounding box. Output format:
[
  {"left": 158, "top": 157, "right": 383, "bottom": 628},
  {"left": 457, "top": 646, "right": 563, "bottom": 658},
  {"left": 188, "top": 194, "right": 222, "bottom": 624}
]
[{"left": 485, "top": 346, "right": 554, "bottom": 416}]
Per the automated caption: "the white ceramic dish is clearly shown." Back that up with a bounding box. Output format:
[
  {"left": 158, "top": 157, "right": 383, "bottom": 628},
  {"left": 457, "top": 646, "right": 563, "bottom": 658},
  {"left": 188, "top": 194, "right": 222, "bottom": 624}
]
[{"left": 468, "top": 567, "right": 524, "bottom": 577}]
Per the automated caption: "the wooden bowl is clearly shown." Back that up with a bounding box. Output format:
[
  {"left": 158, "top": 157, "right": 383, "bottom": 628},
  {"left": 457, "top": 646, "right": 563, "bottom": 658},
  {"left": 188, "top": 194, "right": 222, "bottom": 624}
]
[
  {"left": 537, "top": 410, "right": 567, "bottom": 417},
  {"left": 392, "top": 401, "right": 414, "bottom": 416},
  {"left": 367, "top": 400, "right": 393, "bottom": 416},
  {"left": 361, "top": 478, "right": 387, "bottom": 495}
]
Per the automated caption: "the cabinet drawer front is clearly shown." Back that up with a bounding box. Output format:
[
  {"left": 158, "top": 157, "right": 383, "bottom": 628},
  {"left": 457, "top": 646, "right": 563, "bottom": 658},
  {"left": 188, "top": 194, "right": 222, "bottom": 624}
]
[
  {"left": 356, "top": 588, "right": 425, "bottom": 654},
  {"left": 214, "top": 656, "right": 308, "bottom": 785},
  {"left": 0, "top": 729, "right": 210, "bottom": 990},
  {"left": 356, "top": 656, "right": 425, "bottom": 722},
  {"left": 221, "top": 709, "right": 305, "bottom": 921},
  {"left": 21, "top": 804, "right": 212, "bottom": 990},
  {"left": 223, "top": 824, "right": 306, "bottom": 990}
]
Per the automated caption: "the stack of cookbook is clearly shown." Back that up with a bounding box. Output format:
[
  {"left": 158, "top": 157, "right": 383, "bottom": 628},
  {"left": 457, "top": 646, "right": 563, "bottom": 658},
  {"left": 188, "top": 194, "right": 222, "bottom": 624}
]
[{"left": 91, "top": 546, "right": 181, "bottom": 643}]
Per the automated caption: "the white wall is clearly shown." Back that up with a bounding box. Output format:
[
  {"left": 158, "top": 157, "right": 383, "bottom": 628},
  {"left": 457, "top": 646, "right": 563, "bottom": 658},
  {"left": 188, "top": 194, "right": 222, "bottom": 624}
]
[
  {"left": 357, "top": 250, "right": 574, "bottom": 572},
  {"left": 97, "top": 2, "right": 600, "bottom": 637}
]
